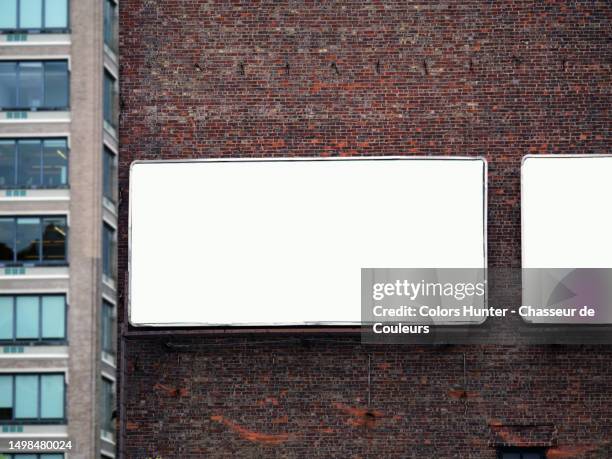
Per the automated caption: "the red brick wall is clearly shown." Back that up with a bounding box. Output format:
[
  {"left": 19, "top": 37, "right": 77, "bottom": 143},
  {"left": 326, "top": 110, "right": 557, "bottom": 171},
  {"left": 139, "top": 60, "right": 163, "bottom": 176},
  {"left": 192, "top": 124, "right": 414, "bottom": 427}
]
[{"left": 118, "top": 1, "right": 611, "bottom": 457}]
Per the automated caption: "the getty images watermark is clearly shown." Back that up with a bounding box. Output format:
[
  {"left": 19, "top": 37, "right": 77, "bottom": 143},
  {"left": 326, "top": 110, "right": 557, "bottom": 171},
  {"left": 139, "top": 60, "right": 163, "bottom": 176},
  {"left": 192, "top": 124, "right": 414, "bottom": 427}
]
[{"left": 361, "top": 268, "right": 612, "bottom": 344}]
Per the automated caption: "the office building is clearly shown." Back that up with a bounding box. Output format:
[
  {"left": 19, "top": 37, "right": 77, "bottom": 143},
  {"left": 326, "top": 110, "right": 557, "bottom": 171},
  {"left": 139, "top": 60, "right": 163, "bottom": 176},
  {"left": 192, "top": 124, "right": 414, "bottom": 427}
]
[{"left": 0, "top": 0, "right": 119, "bottom": 458}]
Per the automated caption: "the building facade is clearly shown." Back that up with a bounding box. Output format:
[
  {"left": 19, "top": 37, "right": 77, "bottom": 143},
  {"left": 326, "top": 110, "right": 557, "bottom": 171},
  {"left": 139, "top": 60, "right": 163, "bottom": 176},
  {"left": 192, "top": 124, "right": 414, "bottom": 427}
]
[
  {"left": 0, "top": 0, "right": 119, "bottom": 458},
  {"left": 118, "top": 1, "right": 611, "bottom": 458}
]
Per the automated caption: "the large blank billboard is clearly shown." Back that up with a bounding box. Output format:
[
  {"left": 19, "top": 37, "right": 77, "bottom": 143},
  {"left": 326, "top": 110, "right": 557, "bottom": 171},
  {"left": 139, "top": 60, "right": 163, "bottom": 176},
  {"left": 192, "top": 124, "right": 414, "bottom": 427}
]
[
  {"left": 522, "top": 155, "right": 612, "bottom": 324},
  {"left": 129, "top": 157, "right": 486, "bottom": 327}
]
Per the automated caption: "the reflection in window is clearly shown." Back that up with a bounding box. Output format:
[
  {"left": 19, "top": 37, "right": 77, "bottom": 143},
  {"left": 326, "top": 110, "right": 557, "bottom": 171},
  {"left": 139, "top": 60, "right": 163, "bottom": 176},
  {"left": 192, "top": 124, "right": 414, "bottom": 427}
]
[
  {"left": 0, "top": 61, "right": 69, "bottom": 110},
  {"left": 0, "top": 295, "right": 66, "bottom": 342},
  {"left": 0, "top": 0, "right": 69, "bottom": 31},
  {"left": 0, "top": 139, "right": 68, "bottom": 189},
  {"left": 42, "top": 217, "right": 67, "bottom": 262},
  {"left": 0, "top": 216, "right": 67, "bottom": 265}
]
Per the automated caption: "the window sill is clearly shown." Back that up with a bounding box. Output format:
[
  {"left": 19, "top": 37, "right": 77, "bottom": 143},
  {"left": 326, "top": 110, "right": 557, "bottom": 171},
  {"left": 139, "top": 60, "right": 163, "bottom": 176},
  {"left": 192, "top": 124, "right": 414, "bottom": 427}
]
[
  {"left": 0, "top": 110, "right": 70, "bottom": 123},
  {"left": 0, "top": 188, "right": 70, "bottom": 201}
]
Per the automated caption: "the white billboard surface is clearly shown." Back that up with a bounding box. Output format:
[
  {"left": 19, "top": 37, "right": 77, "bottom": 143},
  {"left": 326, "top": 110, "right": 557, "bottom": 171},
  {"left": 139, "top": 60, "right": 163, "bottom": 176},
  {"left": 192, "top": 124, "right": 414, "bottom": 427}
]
[
  {"left": 522, "top": 156, "right": 612, "bottom": 269},
  {"left": 129, "top": 157, "right": 486, "bottom": 326}
]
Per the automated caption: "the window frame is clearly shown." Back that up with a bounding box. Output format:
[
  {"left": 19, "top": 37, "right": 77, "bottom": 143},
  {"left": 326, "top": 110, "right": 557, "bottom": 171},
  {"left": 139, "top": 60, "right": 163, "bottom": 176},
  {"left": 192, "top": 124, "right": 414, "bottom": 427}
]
[
  {"left": 100, "top": 376, "right": 115, "bottom": 434},
  {"left": 0, "top": 60, "right": 70, "bottom": 111},
  {"left": 497, "top": 447, "right": 547, "bottom": 459},
  {"left": 0, "top": 215, "right": 68, "bottom": 267},
  {"left": 103, "top": 69, "right": 118, "bottom": 130},
  {"left": 0, "top": 373, "right": 67, "bottom": 424},
  {"left": 102, "top": 222, "right": 116, "bottom": 280},
  {"left": 103, "top": 0, "right": 118, "bottom": 52},
  {"left": 101, "top": 298, "right": 115, "bottom": 355},
  {"left": 0, "top": 0, "right": 70, "bottom": 34},
  {"left": 102, "top": 146, "right": 117, "bottom": 204},
  {"left": 0, "top": 294, "right": 67, "bottom": 344},
  {"left": 0, "top": 137, "right": 70, "bottom": 189}
]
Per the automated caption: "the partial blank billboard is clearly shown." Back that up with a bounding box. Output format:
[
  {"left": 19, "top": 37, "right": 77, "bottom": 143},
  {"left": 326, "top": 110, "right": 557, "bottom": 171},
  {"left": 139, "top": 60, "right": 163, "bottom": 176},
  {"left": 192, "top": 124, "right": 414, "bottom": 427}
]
[
  {"left": 522, "top": 155, "right": 612, "bottom": 324},
  {"left": 129, "top": 157, "right": 487, "bottom": 327}
]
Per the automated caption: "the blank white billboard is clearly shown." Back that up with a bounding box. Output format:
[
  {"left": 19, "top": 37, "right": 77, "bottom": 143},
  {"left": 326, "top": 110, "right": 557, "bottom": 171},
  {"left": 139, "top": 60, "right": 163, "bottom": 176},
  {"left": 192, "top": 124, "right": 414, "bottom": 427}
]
[
  {"left": 522, "top": 155, "right": 612, "bottom": 325},
  {"left": 129, "top": 157, "right": 486, "bottom": 326},
  {"left": 522, "top": 155, "right": 612, "bottom": 269}
]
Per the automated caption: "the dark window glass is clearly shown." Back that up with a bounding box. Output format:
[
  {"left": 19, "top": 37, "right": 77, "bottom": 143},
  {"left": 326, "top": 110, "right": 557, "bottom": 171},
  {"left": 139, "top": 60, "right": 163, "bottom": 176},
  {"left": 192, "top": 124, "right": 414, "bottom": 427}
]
[
  {"left": 0, "top": 138, "right": 68, "bottom": 189},
  {"left": 103, "top": 71, "right": 117, "bottom": 129},
  {"left": 0, "top": 61, "right": 68, "bottom": 110},
  {"left": 102, "top": 223, "right": 115, "bottom": 279},
  {"left": 42, "top": 217, "right": 67, "bottom": 262},
  {"left": 0, "top": 218, "right": 15, "bottom": 262},
  {"left": 0, "top": 216, "right": 67, "bottom": 265},
  {"left": 18, "top": 62, "right": 44, "bottom": 109},
  {"left": 0, "top": 140, "right": 16, "bottom": 187},
  {"left": 42, "top": 139, "right": 68, "bottom": 187},
  {"left": 104, "top": 0, "right": 117, "bottom": 52},
  {"left": 16, "top": 140, "right": 41, "bottom": 187},
  {"left": 44, "top": 61, "right": 69, "bottom": 108},
  {"left": 101, "top": 299, "right": 115, "bottom": 354},
  {"left": 16, "top": 218, "right": 40, "bottom": 263},
  {"left": 101, "top": 378, "right": 114, "bottom": 433},
  {"left": 0, "top": 62, "right": 18, "bottom": 108},
  {"left": 0, "top": 0, "right": 68, "bottom": 31},
  {"left": 103, "top": 147, "right": 116, "bottom": 203},
  {"left": 0, "top": 374, "right": 65, "bottom": 421}
]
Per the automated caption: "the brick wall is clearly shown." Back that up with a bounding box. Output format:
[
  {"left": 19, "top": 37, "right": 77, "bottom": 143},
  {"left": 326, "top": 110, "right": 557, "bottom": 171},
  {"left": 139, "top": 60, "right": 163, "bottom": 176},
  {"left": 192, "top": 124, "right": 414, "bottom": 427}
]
[{"left": 118, "top": 1, "right": 611, "bottom": 457}]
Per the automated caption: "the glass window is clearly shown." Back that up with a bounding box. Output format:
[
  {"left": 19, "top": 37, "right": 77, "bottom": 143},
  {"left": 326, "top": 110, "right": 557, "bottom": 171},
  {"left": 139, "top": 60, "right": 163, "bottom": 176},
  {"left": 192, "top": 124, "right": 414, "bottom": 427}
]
[
  {"left": 1, "top": 374, "right": 65, "bottom": 421},
  {"left": 0, "top": 297, "right": 13, "bottom": 340},
  {"left": 0, "top": 62, "right": 18, "bottom": 109},
  {"left": 18, "top": 62, "right": 44, "bottom": 109},
  {"left": 40, "top": 374, "right": 64, "bottom": 418},
  {"left": 0, "top": 218, "right": 15, "bottom": 262},
  {"left": 41, "top": 295, "right": 65, "bottom": 339},
  {"left": 15, "top": 374, "right": 38, "bottom": 418},
  {"left": 16, "top": 296, "right": 39, "bottom": 339},
  {"left": 101, "top": 377, "right": 114, "bottom": 433},
  {"left": 44, "top": 61, "right": 69, "bottom": 108},
  {"left": 16, "top": 218, "right": 40, "bottom": 263},
  {"left": 101, "top": 300, "right": 115, "bottom": 354},
  {"left": 44, "top": 0, "right": 68, "bottom": 28},
  {"left": 0, "top": 0, "right": 18, "bottom": 29},
  {"left": 102, "top": 223, "right": 115, "bottom": 279},
  {"left": 42, "top": 217, "right": 67, "bottom": 262},
  {"left": 0, "top": 61, "right": 68, "bottom": 110},
  {"left": 0, "top": 140, "right": 16, "bottom": 187},
  {"left": 0, "top": 139, "right": 68, "bottom": 189},
  {"left": 103, "top": 71, "right": 117, "bottom": 129},
  {"left": 0, "top": 375, "right": 12, "bottom": 420},
  {"left": 0, "top": 216, "right": 67, "bottom": 265},
  {"left": 17, "top": 140, "right": 42, "bottom": 188},
  {"left": 42, "top": 139, "right": 68, "bottom": 187},
  {"left": 0, "top": 295, "right": 66, "bottom": 342},
  {"left": 19, "top": 0, "right": 43, "bottom": 29},
  {"left": 104, "top": 0, "right": 117, "bottom": 51},
  {"left": 103, "top": 147, "right": 117, "bottom": 203}
]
